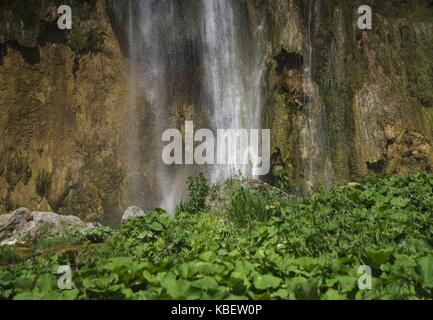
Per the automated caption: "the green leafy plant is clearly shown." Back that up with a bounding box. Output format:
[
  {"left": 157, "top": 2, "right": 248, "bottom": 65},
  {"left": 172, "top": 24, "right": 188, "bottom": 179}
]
[
  {"left": 178, "top": 173, "right": 209, "bottom": 214},
  {"left": 225, "top": 185, "right": 269, "bottom": 228},
  {"left": 274, "top": 167, "right": 295, "bottom": 193},
  {"left": 83, "top": 227, "right": 113, "bottom": 244},
  {"left": 1, "top": 174, "right": 433, "bottom": 300},
  {"left": 0, "top": 246, "right": 22, "bottom": 265}
]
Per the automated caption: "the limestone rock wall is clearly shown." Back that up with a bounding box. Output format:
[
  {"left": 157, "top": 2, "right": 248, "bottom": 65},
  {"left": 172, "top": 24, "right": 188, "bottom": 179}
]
[
  {"left": 263, "top": 0, "right": 433, "bottom": 193},
  {"left": 1, "top": 0, "right": 432, "bottom": 223},
  {"left": 0, "top": 0, "right": 129, "bottom": 224}
]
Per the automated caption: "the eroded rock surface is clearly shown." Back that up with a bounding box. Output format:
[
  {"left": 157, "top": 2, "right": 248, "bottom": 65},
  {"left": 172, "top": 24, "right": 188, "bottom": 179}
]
[
  {"left": 0, "top": 0, "right": 128, "bottom": 224},
  {"left": 0, "top": 208, "right": 99, "bottom": 245},
  {"left": 0, "top": 0, "right": 432, "bottom": 223}
]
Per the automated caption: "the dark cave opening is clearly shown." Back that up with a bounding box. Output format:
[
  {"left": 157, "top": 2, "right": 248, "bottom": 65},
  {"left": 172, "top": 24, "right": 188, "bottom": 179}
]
[
  {"left": 366, "top": 159, "right": 386, "bottom": 174},
  {"left": 0, "top": 20, "right": 69, "bottom": 66},
  {"left": 38, "top": 20, "right": 68, "bottom": 47},
  {"left": 0, "top": 41, "right": 41, "bottom": 65},
  {"left": 273, "top": 49, "right": 304, "bottom": 74},
  {"left": 0, "top": 43, "right": 6, "bottom": 65}
]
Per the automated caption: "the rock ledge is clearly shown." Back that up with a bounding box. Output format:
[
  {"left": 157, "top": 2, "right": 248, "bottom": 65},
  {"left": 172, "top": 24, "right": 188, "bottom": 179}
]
[{"left": 0, "top": 208, "right": 99, "bottom": 245}]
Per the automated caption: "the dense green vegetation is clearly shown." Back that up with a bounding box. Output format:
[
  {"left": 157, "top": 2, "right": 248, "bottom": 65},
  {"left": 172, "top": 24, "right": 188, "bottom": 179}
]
[{"left": 1, "top": 174, "right": 433, "bottom": 300}]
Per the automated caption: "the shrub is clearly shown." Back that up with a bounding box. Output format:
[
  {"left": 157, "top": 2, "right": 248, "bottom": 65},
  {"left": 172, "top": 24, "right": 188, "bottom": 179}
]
[
  {"left": 178, "top": 173, "right": 209, "bottom": 214},
  {"left": 274, "top": 167, "right": 296, "bottom": 193},
  {"left": 225, "top": 185, "right": 269, "bottom": 228},
  {"left": 0, "top": 246, "right": 22, "bottom": 265},
  {"left": 83, "top": 227, "right": 113, "bottom": 244}
]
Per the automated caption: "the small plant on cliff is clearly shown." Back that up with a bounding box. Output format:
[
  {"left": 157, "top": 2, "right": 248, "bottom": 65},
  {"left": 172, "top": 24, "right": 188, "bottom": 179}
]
[
  {"left": 274, "top": 167, "right": 296, "bottom": 193},
  {"left": 178, "top": 173, "right": 209, "bottom": 214}
]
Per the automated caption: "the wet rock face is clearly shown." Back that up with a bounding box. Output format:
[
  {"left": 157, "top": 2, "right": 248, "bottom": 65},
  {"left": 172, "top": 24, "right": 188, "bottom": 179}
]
[
  {"left": 264, "top": 0, "right": 433, "bottom": 193},
  {"left": 0, "top": 0, "right": 128, "bottom": 224},
  {"left": 0, "top": 0, "right": 104, "bottom": 63},
  {"left": 0, "top": 0, "right": 432, "bottom": 223}
]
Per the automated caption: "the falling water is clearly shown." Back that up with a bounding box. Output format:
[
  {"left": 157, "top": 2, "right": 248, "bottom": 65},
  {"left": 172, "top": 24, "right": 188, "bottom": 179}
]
[
  {"left": 201, "top": 0, "right": 266, "bottom": 182},
  {"left": 123, "top": 0, "right": 266, "bottom": 212},
  {"left": 125, "top": 0, "right": 201, "bottom": 213}
]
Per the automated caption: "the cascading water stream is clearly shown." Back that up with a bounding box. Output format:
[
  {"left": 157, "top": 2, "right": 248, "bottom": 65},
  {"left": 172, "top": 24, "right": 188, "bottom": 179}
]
[
  {"left": 201, "top": 1, "right": 242, "bottom": 182},
  {"left": 127, "top": 1, "right": 179, "bottom": 213},
  {"left": 124, "top": 0, "right": 266, "bottom": 212},
  {"left": 201, "top": 0, "right": 266, "bottom": 182}
]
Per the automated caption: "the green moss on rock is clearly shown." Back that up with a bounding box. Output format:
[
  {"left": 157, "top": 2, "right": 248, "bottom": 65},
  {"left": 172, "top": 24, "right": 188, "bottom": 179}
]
[{"left": 400, "top": 25, "right": 433, "bottom": 107}]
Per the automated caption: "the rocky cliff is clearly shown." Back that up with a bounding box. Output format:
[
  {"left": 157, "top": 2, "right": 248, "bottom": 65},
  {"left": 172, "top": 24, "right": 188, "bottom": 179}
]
[
  {"left": 0, "top": 0, "right": 129, "bottom": 224},
  {"left": 1, "top": 0, "right": 432, "bottom": 223},
  {"left": 263, "top": 0, "right": 433, "bottom": 193}
]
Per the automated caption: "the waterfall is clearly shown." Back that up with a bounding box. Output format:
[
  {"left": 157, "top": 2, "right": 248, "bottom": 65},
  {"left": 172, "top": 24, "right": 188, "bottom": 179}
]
[
  {"left": 124, "top": 0, "right": 265, "bottom": 212},
  {"left": 126, "top": 0, "right": 197, "bottom": 213},
  {"left": 201, "top": 0, "right": 266, "bottom": 182}
]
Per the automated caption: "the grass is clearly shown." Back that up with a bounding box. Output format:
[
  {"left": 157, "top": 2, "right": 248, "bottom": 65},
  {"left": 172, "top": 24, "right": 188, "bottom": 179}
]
[{"left": 225, "top": 184, "right": 270, "bottom": 229}]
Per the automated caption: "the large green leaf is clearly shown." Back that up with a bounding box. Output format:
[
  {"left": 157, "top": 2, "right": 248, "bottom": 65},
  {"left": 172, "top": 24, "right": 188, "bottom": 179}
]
[
  {"left": 365, "top": 248, "right": 394, "bottom": 268},
  {"left": 294, "top": 279, "right": 320, "bottom": 300},
  {"left": 149, "top": 222, "right": 164, "bottom": 232},
  {"left": 390, "top": 197, "right": 410, "bottom": 208},
  {"left": 192, "top": 276, "right": 219, "bottom": 291},
  {"left": 253, "top": 274, "right": 281, "bottom": 290},
  {"left": 161, "top": 274, "right": 192, "bottom": 299},
  {"left": 417, "top": 255, "right": 433, "bottom": 288},
  {"left": 322, "top": 289, "right": 346, "bottom": 300}
]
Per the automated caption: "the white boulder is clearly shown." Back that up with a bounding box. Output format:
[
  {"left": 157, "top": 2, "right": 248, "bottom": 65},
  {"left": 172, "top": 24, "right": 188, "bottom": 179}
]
[{"left": 122, "top": 206, "right": 146, "bottom": 223}]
